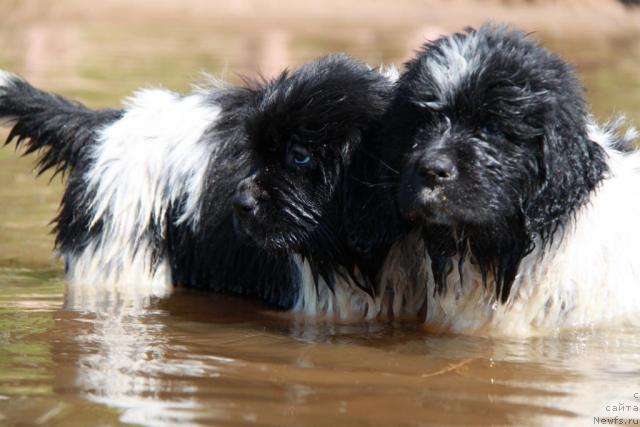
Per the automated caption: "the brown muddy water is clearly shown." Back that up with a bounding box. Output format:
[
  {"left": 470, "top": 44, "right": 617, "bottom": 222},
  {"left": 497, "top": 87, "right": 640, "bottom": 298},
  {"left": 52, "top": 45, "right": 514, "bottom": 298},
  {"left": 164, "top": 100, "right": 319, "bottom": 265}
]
[{"left": 1, "top": 1, "right": 640, "bottom": 425}]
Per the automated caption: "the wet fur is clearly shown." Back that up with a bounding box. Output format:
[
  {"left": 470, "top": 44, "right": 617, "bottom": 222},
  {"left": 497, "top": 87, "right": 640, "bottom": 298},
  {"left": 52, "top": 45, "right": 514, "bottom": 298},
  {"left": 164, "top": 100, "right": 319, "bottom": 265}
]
[
  {"left": 0, "top": 57, "right": 401, "bottom": 315},
  {"left": 382, "top": 25, "right": 640, "bottom": 335}
]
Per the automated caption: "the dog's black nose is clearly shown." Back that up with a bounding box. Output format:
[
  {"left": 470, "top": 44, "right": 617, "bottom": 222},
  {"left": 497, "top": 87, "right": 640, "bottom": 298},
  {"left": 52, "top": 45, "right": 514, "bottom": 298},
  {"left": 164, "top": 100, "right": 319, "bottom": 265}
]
[
  {"left": 417, "top": 155, "right": 458, "bottom": 184},
  {"left": 233, "top": 193, "right": 258, "bottom": 216}
]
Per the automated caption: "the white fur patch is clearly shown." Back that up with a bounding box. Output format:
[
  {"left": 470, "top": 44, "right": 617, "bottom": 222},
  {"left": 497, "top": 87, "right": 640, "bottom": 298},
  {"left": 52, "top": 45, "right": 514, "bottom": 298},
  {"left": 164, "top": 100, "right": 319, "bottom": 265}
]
[
  {"left": 291, "top": 252, "right": 426, "bottom": 321},
  {"left": 0, "top": 70, "right": 19, "bottom": 126},
  {"left": 394, "top": 121, "right": 640, "bottom": 336},
  {"left": 64, "top": 243, "right": 173, "bottom": 311},
  {"left": 379, "top": 232, "right": 429, "bottom": 318},
  {"left": 291, "top": 255, "right": 376, "bottom": 320},
  {"left": 425, "top": 33, "right": 481, "bottom": 103},
  {"left": 87, "top": 89, "right": 220, "bottom": 233},
  {"left": 0, "top": 69, "right": 16, "bottom": 88},
  {"left": 378, "top": 64, "right": 400, "bottom": 84},
  {"left": 65, "top": 88, "right": 221, "bottom": 305}
]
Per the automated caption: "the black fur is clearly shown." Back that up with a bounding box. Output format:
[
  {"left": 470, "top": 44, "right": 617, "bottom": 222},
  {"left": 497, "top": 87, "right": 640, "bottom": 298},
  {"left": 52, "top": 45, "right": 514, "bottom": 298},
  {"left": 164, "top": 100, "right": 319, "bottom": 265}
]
[
  {"left": 0, "top": 75, "right": 122, "bottom": 176},
  {"left": 168, "top": 55, "right": 397, "bottom": 305},
  {"left": 0, "top": 55, "right": 397, "bottom": 310},
  {"left": 0, "top": 74, "right": 122, "bottom": 255},
  {"left": 383, "top": 25, "right": 609, "bottom": 302}
]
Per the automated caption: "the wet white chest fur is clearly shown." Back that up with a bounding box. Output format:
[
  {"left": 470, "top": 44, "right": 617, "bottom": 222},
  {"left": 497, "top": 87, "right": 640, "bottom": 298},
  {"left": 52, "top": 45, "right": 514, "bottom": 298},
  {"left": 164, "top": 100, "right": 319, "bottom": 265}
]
[{"left": 382, "top": 126, "right": 640, "bottom": 336}]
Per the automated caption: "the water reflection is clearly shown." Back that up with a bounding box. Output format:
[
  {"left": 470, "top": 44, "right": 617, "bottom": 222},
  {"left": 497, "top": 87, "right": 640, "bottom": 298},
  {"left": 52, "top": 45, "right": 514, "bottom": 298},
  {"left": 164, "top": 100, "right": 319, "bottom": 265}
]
[
  {"left": 65, "top": 290, "right": 639, "bottom": 425},
  {"left": 74, "top": 305, "right": 202, "bottom": 426},
  {"left": 1, "top": 268, "right": 640, "bottom": 425}
]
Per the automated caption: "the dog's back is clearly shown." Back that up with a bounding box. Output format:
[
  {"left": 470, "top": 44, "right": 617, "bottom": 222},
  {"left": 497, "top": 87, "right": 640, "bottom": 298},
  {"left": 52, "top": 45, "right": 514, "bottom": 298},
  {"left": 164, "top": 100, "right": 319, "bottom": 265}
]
[
  {"left": 0, "top": 72, "right": 330, "bottom": 310},
  {"left": 0, "top": 73, "right": 263, "bottom": 306},
  {"left": 0, "top": 62, "right": 408, "bottom": 317}
]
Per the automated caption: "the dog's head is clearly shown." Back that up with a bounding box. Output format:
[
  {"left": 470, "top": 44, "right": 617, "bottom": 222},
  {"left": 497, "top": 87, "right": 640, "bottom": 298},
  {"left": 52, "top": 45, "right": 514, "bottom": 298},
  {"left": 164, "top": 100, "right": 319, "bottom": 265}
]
[
  {"left": 231, "top": 54, "right": 393, "bottom": 257},
  {"left": 385, "top": 25, "right": 608, "bottom": 300}
]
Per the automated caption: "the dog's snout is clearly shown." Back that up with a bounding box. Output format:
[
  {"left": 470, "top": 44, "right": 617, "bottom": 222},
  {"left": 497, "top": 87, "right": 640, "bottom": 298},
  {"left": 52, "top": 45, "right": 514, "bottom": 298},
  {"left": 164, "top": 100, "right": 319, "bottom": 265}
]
[
  {"left": 234, "top": 176, "right": 262, "bottom": 217},
  {"left": 417, "top": 155, "right": 458, "bottom": 184},
  {"left": 233, "top": 193, "right": 258, "bottom": 215}
]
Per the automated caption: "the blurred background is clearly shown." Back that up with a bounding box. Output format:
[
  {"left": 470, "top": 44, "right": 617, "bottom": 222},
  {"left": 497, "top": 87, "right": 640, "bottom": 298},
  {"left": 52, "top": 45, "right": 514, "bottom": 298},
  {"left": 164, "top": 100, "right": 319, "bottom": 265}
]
[{"left": 0, "top": 0, "right": 638, "bottom": 121}]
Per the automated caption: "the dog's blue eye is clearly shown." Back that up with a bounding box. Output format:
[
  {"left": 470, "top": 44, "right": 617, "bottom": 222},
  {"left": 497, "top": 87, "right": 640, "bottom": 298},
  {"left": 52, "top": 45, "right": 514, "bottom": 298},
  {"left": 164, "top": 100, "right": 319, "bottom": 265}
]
[
  {"left": 479, "top": 124, "right": 498, "bottom": 136},
  {"left": 294, "top": 153, "right": 311, "bottom": 165},
  {"left": 289, "top": 145, "right": 313, "bottom": 167}
]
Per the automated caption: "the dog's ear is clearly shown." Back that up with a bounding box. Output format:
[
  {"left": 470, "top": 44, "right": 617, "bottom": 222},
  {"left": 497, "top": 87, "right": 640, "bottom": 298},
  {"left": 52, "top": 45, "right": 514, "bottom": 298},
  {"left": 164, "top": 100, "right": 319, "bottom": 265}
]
[{"left": 524, "top": 95, "right": 607, "bottom": 242}]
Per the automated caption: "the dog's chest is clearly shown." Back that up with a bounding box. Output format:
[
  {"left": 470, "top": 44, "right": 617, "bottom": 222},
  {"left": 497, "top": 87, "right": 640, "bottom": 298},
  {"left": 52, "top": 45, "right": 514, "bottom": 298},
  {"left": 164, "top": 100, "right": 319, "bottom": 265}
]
[{"left": 290, "top": 254, "right": 426, "bottom": 320}]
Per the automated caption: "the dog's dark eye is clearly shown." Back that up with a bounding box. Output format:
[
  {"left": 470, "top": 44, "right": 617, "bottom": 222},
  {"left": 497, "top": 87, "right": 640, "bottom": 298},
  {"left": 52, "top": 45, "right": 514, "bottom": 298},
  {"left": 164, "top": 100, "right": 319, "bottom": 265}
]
[
  {"left": 478, "top": 123, "right": 500, "bottom": 137},
  {"left": 288, "top": 144, "right": 314, "bottom": 168}
]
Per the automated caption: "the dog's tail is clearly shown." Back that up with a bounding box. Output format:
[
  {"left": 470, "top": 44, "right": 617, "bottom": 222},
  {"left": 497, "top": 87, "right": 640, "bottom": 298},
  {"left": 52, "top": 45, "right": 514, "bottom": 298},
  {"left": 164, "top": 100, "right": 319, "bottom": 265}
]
[{"left": 0, "top": 70, "right": 122, "bottom": 176}]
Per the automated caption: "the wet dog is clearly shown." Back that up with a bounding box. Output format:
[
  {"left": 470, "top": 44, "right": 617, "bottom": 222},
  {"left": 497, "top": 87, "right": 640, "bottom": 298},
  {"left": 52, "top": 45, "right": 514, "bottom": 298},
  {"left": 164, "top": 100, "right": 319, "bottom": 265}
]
[
  {"left": 381, "top": 25, "right": 640, "bottom": 335},
  {"left": 0, "top": 55, "right": 402, "bottom": 316}
]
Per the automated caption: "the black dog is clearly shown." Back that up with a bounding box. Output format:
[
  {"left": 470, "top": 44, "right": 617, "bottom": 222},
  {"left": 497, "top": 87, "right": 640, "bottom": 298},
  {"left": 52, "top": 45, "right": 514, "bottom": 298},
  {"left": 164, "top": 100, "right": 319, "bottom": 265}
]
[
  {"left": 382, "top": 25, "right": 640, "bottom": 335},
  {"left": 0, "top": 55, "right": 400, "bottom": 316}
]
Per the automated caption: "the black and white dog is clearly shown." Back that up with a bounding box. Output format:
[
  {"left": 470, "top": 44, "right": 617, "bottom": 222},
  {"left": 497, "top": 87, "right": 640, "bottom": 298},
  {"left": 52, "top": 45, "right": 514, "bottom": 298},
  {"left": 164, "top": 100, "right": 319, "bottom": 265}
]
[
  {"left": 0, "top": 54, "right": 405, "bottom": 316},
  {"left": 381, "top": 25, "right": 640, "bottom": 335}
]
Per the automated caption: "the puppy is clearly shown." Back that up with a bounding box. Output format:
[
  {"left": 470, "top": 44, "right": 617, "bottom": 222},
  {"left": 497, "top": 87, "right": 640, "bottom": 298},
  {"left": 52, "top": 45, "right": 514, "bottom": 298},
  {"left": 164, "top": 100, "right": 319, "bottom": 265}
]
[
  {"left": 0, "top": 55, "right": 402, "bottom": 316},
  {"left": 381, "top": 25, "right": 640, "bottom": 335}
]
